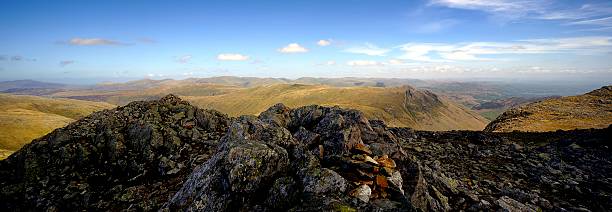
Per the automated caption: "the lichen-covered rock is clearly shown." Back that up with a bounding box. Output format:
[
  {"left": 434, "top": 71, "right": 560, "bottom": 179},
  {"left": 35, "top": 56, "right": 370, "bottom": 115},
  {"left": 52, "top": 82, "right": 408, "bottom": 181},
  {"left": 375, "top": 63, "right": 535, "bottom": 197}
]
[
  {"left": 0, "top": 94, "right": 229, "bottom": 211},
  {"left": 302, "top": 168, "right": 347, "bottom": 195},
  {"left": 1, "top": 96, "right": 610, "bottom": 211},
  {"left": 350, "top": 184, "right": 372, "bottom": 202}
]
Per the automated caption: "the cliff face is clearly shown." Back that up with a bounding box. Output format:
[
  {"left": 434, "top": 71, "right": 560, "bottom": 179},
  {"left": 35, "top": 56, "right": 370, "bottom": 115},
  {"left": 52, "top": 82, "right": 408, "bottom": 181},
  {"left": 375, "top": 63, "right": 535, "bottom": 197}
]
[
  {"left": 1, "top": 95, "right": 610, "bottom": 211},
  {"left": 485, "top": 86, "right": 612, "bottom": 132}
]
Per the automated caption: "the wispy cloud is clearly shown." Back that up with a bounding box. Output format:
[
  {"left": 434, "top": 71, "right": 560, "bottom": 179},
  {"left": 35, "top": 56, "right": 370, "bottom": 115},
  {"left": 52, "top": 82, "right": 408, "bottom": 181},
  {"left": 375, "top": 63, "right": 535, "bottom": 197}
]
[
  {"left": 278, "top": 43, "right": 308, "bottom": 53},
  {"left": 317, "top": 60, "right": 337, "bottom": 66},
  {"left": 11, "top": 56, "right": 23, "bottom": 61},
  {"left": 2, "top": 55, "right": 36, "bottom": 62},
  {"left": 430, "top": 0, "right": 612, "bottom": 25},
  {"left": 59, "top": 60, "right": 75, "bottom": 67},
  {"left": 429, "top": 0, "right": 543, "bottom": 19},
  {"left": 568, "top": 16, "right": 612, "bottom": 27},
  {"left": 138, "top": 37, "right": 157, "bottom": 44},
  {"left": 66, "top": 37, "right": 126, "bottom": 46},
  {"left": 397, "top": 36, "right": 612, "bottom": 62},
  {"left": 344, "top": 43, "right": 390, "bottom": 56},
  {"left": 415, "top": 19, "right": 459, "bottom": 33},
  {"left": 317, "top": 39, "right": 332, "bottom": 46},
  {"left": 346, "top": 60, "right": 384, "bottom": 67},
  {"left": 217, "top": 53, "right": 250, "bottom": 61},
  {"left": 175, "top": 55, "right": 192, "bottom": 63}
]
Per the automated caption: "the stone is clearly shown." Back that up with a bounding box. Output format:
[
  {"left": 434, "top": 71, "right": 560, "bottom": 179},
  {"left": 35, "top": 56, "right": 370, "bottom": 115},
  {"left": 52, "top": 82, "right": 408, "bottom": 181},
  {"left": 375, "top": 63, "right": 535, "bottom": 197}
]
[
  {"left": 364, "top": 155, "right": 379, "bottom": 166},
  {"left": 376, "top": 175, "right": 388, "bottom": 189},
  {"left": 495, "top": 196, "right": 538, "bottom": 212},
  {"left": 265, "top": 177, "right": 298, "bottom": 209},
  {"left": 303, "top": 168, "right": 347, "bottom": 195},
  {"left": 350, "top": 184, "right": 372, "bottom": 202},
  {"left": 376, "top": 155, "right": 396, "bottom": 168},
  {"left": 353, "top": 143, "right": 372, "bottom": 155},
  {"left": 387, "top": 171, "right": 404, "bottom": 195},
  {"left": 226, "top": 141, "right": 289, "bottom": 193}
]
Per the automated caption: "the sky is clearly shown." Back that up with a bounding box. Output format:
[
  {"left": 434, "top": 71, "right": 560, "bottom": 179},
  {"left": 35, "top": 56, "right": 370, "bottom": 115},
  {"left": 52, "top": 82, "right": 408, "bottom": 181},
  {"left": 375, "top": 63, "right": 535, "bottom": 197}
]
[{"left": 1, "top": 0, "right": 612, "bottom": 83}]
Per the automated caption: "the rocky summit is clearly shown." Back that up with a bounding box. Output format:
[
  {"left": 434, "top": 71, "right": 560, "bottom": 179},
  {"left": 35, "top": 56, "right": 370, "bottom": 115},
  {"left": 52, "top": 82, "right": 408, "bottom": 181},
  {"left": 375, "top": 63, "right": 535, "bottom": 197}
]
[{"left": 1, "top": 95, "right": 610, "bottom": 211}]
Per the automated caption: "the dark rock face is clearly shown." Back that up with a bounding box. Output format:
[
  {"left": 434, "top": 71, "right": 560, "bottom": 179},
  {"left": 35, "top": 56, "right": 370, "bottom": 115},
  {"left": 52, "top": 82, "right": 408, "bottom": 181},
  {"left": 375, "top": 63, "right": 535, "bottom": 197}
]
[
  {"left": 395, "top": 129, "right": 612, "bottom": 211},
  {"left": 0, "top": 95, "right": 229, "bottom": 211},
  {"left": 1, "top": 95, "right": 611, "bottom": 211}
]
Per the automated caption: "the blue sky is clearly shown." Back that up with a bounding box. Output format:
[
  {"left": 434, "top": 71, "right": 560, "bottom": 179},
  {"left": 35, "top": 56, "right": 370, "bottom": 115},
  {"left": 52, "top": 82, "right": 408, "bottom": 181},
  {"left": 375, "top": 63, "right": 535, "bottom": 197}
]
[{"left": 1, "top": 0, "right": 612, "bottom": 82}]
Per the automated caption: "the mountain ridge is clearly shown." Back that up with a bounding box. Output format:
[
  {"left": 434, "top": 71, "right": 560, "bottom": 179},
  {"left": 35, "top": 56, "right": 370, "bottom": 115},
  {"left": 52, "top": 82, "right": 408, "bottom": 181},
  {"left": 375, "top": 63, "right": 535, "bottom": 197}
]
[{"left": 485, "top": 85, "right": 612, "bottom": 132}]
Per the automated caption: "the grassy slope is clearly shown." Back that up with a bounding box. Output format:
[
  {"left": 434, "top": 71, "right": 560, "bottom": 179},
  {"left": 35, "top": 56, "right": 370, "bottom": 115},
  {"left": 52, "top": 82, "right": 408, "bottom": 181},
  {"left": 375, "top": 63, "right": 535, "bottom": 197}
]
[
  {"left": 51, "top": 83, "right": 240, "bottom": 105},
  {"left": 485, "top": 87, "right": 612, "bottom": 132},
  {"left": 185, "top": 84, "right": 488, "bottom": 131},
  {"left": 0, "top": 94, "right": 114, "bottom": 158}
]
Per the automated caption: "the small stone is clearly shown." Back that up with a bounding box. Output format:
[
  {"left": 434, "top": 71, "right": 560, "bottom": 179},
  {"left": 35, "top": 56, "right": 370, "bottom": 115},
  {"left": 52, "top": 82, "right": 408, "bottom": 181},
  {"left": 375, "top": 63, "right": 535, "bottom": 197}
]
[
  {"left": 318, "top": 145, "right": 324, "bottom": 158},
  {"left": 387, "top": 171, "right": 404, "bottom": 195},
  {"left": 356, "top": 169, "right": 375, "bottom": 180},
  {"left": 347, "top": 159, "right": 375, "bottom": 171},
  {"left": 376, "top": 175, "right": 388, "bottom": 189},
  {"left": 350, "top": 184, "right": 372, "bottom": 202},
  {"left": 353, "top": 143, "right": 372, "bottom": 155},
  {"left": 495, "top": 196, "right": 538, "bottom": 212},
  {"left": 364, "top": 155, "right": 379, "bottom": 165},
  {"left": 182, "top": 121, "right": 195, "bottom": 129},
  {"left": 352, "top": 154, "right": 365, "bottom": 161},
  {"left": 381, "top": 167, "right": 394, "bottom": 176},
  {"left": 376, "top": 155, "right": 396, "bottom": 168},
  {"left": 510, "top": 143, "right": 523, "bottom": 151}
]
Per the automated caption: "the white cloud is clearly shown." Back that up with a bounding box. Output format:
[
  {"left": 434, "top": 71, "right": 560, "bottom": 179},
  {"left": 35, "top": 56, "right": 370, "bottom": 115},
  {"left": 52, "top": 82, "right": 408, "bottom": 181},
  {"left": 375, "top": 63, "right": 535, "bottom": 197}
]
[
  {"left": 175, "top": 55, "right": 192, "bottom": 63},
  {"left": 217, "top": 53, "right": 250, "bottom": 61},
  {"left": 397, "top": 36, "right": 612, "bottom": 62},
  {"left": 68, "top": 38, "right": 124, "bottom": 46},
  {"left": 344, "top": 43, "right": 390, "bottom": 56},
  {"left": 278, "top": 43, "right": 308, "bottom": 53},
  {"left": 317, "top": 39, "right": 332, "bottom": 46},
  {"left": 347, "top": 60, "right": 384, "bottom": 67}
]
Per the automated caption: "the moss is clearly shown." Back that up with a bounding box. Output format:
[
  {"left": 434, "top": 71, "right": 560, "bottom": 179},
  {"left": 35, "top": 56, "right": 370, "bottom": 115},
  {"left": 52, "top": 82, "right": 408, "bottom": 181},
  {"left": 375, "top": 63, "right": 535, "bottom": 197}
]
[
  {"left": 538, "top": 153, "right": 550, "bottom": 161},
  {"left": 335, "top": 205, "right": 357, "bottom": 212}
]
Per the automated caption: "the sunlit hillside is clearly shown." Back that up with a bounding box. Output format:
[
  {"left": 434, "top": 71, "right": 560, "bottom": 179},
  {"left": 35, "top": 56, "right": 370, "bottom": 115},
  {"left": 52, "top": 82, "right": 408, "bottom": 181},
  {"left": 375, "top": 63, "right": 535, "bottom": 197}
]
[
  {"left": 0, "top": 94, "right": 114, "bottom": 159},
  {"left": 185, "top": 84, "right": 489, "bottom": 130},
  {"left": 485, "top": 86, "right": 612, "bottom": 132}
]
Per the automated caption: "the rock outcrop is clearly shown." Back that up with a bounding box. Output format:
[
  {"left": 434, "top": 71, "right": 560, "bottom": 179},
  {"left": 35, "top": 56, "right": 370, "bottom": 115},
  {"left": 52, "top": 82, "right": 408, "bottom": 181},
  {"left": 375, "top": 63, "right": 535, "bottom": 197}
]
[
  {"left": 1, "top": 95, "right": 610, "bottom": 211},
  {"left": 0, "top": 95, "right": 229, "bottom": 210}
]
